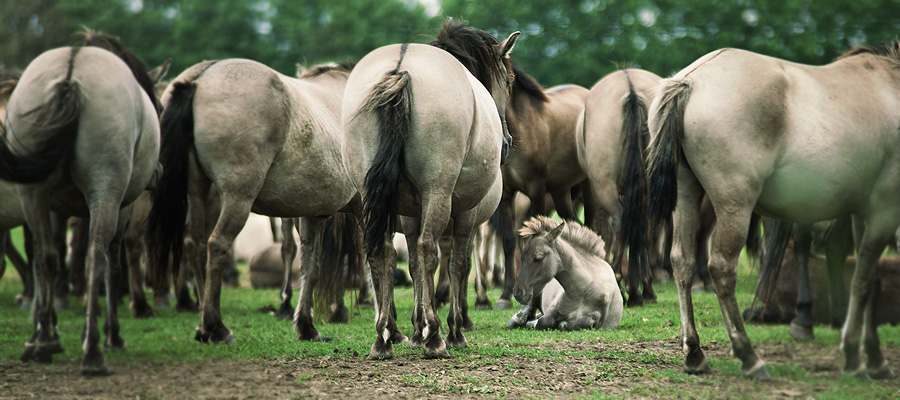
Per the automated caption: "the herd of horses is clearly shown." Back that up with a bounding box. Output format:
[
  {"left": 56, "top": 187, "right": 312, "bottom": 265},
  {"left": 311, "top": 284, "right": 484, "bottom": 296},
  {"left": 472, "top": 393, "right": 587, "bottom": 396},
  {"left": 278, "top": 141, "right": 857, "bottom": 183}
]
[{"left": 2, "top": 19, "right": 900, "bottom": 382}]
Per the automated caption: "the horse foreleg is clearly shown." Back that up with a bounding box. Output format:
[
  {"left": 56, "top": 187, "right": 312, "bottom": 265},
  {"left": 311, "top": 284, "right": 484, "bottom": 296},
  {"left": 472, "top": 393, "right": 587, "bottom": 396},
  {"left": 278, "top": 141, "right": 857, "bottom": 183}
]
[
  {"left": 124, "top": 220, "right": 155, "bottom": 318},
  {"left": 434, "top": 236, "right": 451, "bottom": 308},
  {"left": 276, "top": 217, "right": 297, "bottom": 320},
  {"left": 825, "top": 216, "right": 853, "bottom": 328},
  {"left": 790, "top": 225, "right": 815, "bottom": 342},
  {"left": 497, "top": 194, "right": 517, "bottom": 309},
  {"left": 174, "top": 255, "right": 198, "bottom": 312},
  {"left": 841, "top": 219, "right": 893, "bottom": 378},
  {"left": 472, "top": 225, "right": 492, "bottom": 310},
  {"left": 293, "top": 217, "right": 328, "bottom": 341},
  {"left": 7, "top": 234, "right": 32, "bottom": 308}
]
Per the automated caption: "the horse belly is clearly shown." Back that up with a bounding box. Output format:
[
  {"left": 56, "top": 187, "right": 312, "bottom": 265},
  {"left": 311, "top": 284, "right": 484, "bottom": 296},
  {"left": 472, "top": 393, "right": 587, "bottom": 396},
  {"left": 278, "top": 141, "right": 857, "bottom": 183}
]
[{"left": 757, "top": 151, "right": 880, "bottom": 223}]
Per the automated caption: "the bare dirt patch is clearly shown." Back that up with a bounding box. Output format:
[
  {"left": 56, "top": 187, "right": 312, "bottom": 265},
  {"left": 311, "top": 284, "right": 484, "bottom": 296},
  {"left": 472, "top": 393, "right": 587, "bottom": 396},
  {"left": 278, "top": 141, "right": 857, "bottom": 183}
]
[{"left": 3, "top": 340, "right": 900, "bottom": 399}]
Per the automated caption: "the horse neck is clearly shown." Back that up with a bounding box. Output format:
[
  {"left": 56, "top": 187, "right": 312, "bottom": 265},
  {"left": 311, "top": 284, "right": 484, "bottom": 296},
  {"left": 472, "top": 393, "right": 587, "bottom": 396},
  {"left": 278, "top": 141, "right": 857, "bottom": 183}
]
[{"left": 551, "top": 239, "right": 596, "bottom": 294}]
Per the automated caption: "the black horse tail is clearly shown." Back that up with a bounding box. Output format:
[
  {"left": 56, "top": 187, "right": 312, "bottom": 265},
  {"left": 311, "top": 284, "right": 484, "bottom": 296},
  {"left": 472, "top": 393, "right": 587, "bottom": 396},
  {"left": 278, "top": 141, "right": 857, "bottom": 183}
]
[
  {"left": 647, "top": 78, "right": 692, "bottom": 231},
  {"left": 745, "top": 212, "right": 764, "bottom": 267},
  {"left": 0, "top": 48, "right": 81, "bottom": 183},
  {"left": 619, "top": 69, "right": 651, "bottom": 303},
  {"left": 361, "top": 46, "right": 412, "bottom": 256},
  {"left": 315, "top": 213, "right": 362, "bottom": 322},
  {"left": 748, "top": 218, "right": 793, "bottom": 317},
  {"left": 145, "top": 80, "right": 197, "bottom": 293}
]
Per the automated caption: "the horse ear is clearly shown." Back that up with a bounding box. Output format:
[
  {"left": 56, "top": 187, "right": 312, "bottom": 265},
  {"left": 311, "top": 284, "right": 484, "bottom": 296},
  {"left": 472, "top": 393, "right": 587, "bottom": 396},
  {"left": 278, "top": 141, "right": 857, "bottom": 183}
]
[
  {"left": 550, "top": 221, "right": 565, "bottom": 242},
  {"left": 148, "top": 58, "right": 172, "bottom": 84},
  {"left": 499, "top": 31, "right": 520, "bottom": 58}
]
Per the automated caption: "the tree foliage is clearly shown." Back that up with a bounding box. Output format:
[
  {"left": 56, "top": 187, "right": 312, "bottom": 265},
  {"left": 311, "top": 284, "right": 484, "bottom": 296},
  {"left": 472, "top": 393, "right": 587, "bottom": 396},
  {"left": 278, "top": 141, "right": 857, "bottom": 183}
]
[{"left": 2, "top": 0, "right": 900, "bottom": 87}]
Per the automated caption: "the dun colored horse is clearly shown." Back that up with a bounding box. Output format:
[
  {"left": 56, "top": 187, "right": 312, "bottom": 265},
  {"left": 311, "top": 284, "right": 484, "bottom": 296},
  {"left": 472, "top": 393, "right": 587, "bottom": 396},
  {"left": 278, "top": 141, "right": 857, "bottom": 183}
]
[
  {"left": 648, "top": 41, "right": 900, "bottom": 379},
  {"left": 342, "top": 20, "right": 518, "bottom": 359},
  {"left": 2, "top": 31, "right": 161, "bottom": 375},
  {"left": 511, "top": 216, "right": 622, "bottom": 330},
  {"left": 577, "top": 68, "right": 660, "bottom": 307},
  {"left": 146, "top": 60, "right": 359, "bottom": 344}
]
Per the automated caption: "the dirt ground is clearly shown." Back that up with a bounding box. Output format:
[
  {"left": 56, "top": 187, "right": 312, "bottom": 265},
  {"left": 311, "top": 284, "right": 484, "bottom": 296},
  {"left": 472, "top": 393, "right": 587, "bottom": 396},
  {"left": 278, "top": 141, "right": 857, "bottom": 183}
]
[{"left": 3, "top": 340, "right": 900, "bottom": 399}]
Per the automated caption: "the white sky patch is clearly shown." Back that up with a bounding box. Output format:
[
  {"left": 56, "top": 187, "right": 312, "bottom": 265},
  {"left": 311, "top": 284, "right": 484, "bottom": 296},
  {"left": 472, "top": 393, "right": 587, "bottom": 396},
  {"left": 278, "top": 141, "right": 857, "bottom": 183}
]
[
  {"left": 127, "top": 0, "right": 143, "bottom": 13},
  {"left": 416, "top": 0, "right": 441, "bottom": 17}
]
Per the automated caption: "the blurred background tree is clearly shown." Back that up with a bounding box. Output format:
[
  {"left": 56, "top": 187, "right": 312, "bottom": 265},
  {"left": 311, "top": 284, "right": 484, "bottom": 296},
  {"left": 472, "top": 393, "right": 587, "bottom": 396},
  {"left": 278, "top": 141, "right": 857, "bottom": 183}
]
[{"left": 2, "top": 0, "right": 900, "bottom": 88}]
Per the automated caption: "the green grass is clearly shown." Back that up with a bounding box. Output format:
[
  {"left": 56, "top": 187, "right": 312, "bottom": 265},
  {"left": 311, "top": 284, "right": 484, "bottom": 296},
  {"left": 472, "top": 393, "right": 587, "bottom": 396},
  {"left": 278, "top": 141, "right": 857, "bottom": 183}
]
[{"left": 3, "top": 225, "right": 900, "bottom": 398}]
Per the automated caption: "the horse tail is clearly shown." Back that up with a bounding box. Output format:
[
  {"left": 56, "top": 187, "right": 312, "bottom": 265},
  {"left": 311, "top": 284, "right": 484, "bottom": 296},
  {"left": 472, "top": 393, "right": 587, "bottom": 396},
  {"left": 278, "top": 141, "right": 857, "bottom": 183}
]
[
  {"left": 315, "top": 213, "right": 362, "bottom": 322},
  {"left": 647, "top": 78, "right": 692, "bottom": 230},
  {"left": 748, "top": 218, "right": 793, "bottom": 319},
  {"left": 360, "top": 45, "right": 412, "bottom": 256},
  {"left": 144, "top": 80, "right": 197, "bottom": 293},
  {"left": 744, "top": 212, "right": 763, "bottom": 267},
  {"left": 619, "top": 69, "right": 651, "bottom": 299},
  {"left": 0, "top": 48, "right": 81, "bottom": 183}
]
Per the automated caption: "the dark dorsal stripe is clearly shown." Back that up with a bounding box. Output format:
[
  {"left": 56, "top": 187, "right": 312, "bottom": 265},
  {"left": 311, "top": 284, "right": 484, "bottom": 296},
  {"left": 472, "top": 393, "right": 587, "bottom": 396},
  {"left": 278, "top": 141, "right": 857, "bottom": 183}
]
[{"left": 511, "top": 65, "right": 549, "bottom": 103}]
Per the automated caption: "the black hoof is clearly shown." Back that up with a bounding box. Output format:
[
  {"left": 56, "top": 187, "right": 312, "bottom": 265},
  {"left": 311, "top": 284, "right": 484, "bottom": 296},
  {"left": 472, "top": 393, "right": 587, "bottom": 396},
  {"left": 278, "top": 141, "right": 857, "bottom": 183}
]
[
  {"left": 495, "top": 298, "right": 512, "bottom": 310},
  {"left": 131, "top": 301, "right": 157, "bottom": 319}
]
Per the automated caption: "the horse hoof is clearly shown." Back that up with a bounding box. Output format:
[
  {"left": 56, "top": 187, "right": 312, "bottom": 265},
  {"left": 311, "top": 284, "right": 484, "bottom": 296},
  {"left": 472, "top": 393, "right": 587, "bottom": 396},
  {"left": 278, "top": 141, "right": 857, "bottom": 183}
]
[
  {"left": 367, "top": 341, "right": 394, "bottom": 360},
  {"left": 176, "top": 302, "right": 199, "bottom": 313},
  {"left": 506, "top": 319, "right": 525, "bottom": 329},
  {"left": 744, "top": 361, "right": 771, "bottom": 381},
  {"left": 446, "top": 335, "right": 468, "bottom": 349},
  {"left": 684, "top": 354, "right": 711, "bottom": 375},
  {"left": 789, "top": 322, "right": 814, "bottom": 342},
  {"left": 474, "top": 301, "right": 493, "bottom": 310},
  {"left": 275, "top": 301, "right": 294, "bottom": 320},
  {"left": 495, "top": 298, "right": 512, "bottom": 309},
  {"left": 409, "top": 332, "right": 425, "bottom": 349},
  {"left": 424, "top": 346, "right": 451, "bottom": 359},
  {"left": 846, "top": 369, "right": 873, "bottom": 381},
  {"left": 103, "top": 337, "right": 127, "bottom": 351},
  {"left": 81, "top": 365, "right": 112, "bottom": 376},
  {"left": 869, "top": 363, "right": 897, "bottom": 380},
  {"left": 53, "top": 298, "right": 69, "bottom": 311},
  {"left": 131, "top": 304, "right": 157, "bottom": 319},
  {"left": 390, "top": 330, "right": 409, "bottom": 346}
]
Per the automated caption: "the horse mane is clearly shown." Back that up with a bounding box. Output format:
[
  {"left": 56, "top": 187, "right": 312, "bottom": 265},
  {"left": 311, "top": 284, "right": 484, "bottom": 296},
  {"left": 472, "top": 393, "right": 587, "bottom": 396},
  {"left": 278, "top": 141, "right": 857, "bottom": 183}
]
[
  {"left": 299, "top": 61, "right": 356, "bottom": 79},
  {"left": 0, "top": 70, "right": 21, "bottom": 105},
  {"left": 78, "top": 29, "right": 162, "bottom": 113},
  {"left": 519, "top": 215, "right": 606, "bottom": 259},
  {"left": 511, "top": 65, "right": 549, "bottom": 103},
  {"left": 428, "top": 19, "right": 514, "bottom": 95},
  {"left": 836, "top": 39, "right": 900, "bottom": 66}
]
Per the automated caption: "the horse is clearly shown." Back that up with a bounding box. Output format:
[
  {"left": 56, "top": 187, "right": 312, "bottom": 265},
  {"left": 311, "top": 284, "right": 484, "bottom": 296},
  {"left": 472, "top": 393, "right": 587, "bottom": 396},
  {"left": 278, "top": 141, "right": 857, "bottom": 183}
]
[
  {"left": 576, "top": 68, "right": 660, "bottom": 307},
  {"left": 511, "top": 216, "right": 622, "bottom": 330},
  {"left": 341, "top": 19, "right": 518, "bottom": 359},
  {"left": 1, "top": 30, "right": 161, "bottom": 375},
  {"left": 647, "top": 41, "right": 900, "bottom": 380},
  {"left": 146, "top": 58, "right": 360, "bottom": 344},
  {"left": 745, "top": 217, "right": 854, "bottom": 340},
  {"left": 495, "top": 67, "right": 590, "bottom": 310}
]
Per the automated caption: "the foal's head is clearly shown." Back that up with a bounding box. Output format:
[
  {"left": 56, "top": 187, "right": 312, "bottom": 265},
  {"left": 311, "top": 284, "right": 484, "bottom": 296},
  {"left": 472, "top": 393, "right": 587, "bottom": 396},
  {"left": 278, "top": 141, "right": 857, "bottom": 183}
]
[{"left": 514, "top": 216, "right": 567, "bottom": 305}]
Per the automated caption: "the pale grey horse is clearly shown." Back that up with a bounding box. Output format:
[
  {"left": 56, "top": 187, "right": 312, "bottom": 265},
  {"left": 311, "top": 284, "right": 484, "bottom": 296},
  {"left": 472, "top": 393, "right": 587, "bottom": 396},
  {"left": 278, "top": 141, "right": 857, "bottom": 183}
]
[
  {"left": 648, "top": 41, "right": 900, "bottom": 380},
  {"left": 146, "top": 59, "right": 360, "bottom": 344},
  {"left": 1, "top": 31, "right": 161, "bottom": 375},
  {"left": 342, "top": 20, "right": 518, "bottom": 359},
  {"left": 512, "top": 216, "right": 622, "bottom": 330}
]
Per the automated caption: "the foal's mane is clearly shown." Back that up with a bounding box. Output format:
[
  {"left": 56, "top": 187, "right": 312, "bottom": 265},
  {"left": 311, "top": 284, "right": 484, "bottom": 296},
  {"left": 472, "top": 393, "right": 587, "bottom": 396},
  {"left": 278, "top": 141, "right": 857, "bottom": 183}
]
[
  {"left": 299, "top": 60, "right": 357, "bottom": 79},
  {"left": 836, "top": 39, "right": 900, "bottom": 66},
  {"left": 520, "top": 215, "right": 606, "bottom": 259},
  {"left": 0, "top": 70, "right": 21, "bottom": 105},
  {"left": 428, "top": 19, "right": 514, "bottom": 95},
  {"left": 78, "top": 29, "right": 162, "bottom": 114},
  {"left": 511, "top": 65, "right": 549, "bottom": 104}
]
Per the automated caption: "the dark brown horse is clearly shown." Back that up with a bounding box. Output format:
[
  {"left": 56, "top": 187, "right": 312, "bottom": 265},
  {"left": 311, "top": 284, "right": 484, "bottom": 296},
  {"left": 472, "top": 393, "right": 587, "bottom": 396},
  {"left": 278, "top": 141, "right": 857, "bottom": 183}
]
[{"left": 495, "top": 67, "right": 590, "bottom": 310}]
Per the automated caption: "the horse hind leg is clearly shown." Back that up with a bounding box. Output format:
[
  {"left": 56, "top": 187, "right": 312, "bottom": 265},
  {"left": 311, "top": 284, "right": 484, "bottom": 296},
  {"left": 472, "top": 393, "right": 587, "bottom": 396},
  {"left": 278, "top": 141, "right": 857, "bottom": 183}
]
[
  {"left": 19, "top": 193, "right": 65, "bottom": 364},
  {"left": 276, "top": 217, "right": 297, "bottom": 320},
  {"left": 707, "top": 202, "right": 770, "bottom": 380},
  {"left": 472, "top": 224, "right": 492, "bottom": 310},
  {"left": 406, "top": 196, "right": 451, "bottom": 359},
  {"left": 103, "top": 206, "right": 132, "bottom": 351},
  {"left": 446, "top": 208, "right": 478, "bottom": 348}
]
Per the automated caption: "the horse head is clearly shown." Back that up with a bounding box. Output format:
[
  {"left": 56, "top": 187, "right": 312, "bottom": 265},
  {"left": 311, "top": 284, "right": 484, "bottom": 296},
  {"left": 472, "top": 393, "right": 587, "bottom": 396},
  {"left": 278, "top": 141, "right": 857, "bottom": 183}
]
[{"left": 514, "top": 218, "right": 565, "bottom": 305}]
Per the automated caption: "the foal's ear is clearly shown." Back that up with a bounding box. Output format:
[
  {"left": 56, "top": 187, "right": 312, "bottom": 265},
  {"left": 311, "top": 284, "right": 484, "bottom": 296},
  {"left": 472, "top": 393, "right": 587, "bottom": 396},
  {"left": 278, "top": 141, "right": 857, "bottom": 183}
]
[
  {"left": 499, "top": 31, "right": 520, "bottom": 58},
  {"left": 550, "top": 222, "right": 565, "bottom": 242},
  {"left": 148, "top": 58, "right": 172, "bottom": 84}
]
